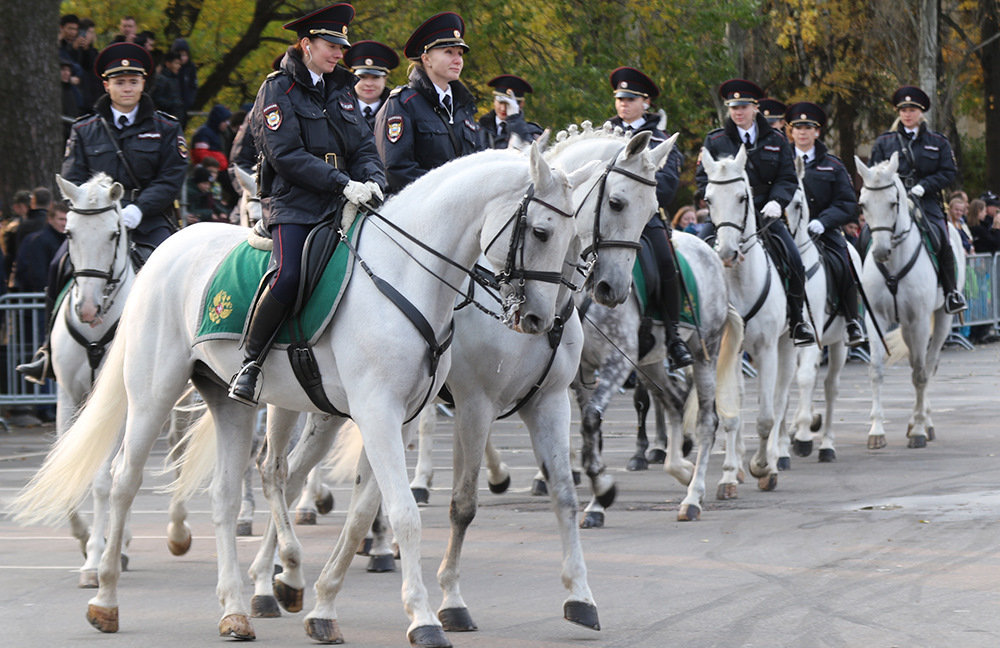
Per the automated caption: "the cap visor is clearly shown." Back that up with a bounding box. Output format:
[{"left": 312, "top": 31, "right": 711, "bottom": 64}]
[
  {"left": 354, "top": 68, "right": 387, "bottom": 77},
  {"left": 614, "top": 90, "right": 645, "bottom": 99},
  {"left": 316, "top": 34, "right": 351, "bottom": 48}
]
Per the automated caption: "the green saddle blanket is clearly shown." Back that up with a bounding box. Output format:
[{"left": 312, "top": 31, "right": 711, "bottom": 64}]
[
  {"left": 194, "top": 217, "right": 361, "bottom": 347},
  {"left": 632, "top": 248, "right": 699, "bottom": 326}
]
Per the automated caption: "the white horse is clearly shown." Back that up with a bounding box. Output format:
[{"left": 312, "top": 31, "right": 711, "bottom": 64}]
[
  {"left": 701, "top": 146, "right": 797, "bottom": 491},
  {"left": 781, "top": 161, "right": 864, "bottom": 464},
  {"left": 14, "top": 143, "right": 579, "bottom": 646},
  {"left": 856, "top": 153, "right": 965, "bottom": 449}
]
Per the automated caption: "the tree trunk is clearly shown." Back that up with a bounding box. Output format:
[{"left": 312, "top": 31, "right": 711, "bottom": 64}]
[
  {"left": 918, "top": 0, "right": 939, "bottom": 128},
  {"left": 984, "top": 0, "right": 1000, "bottom": 192},
  {"left": 0, "top": 0, "right": 63, "bottom": 211}
]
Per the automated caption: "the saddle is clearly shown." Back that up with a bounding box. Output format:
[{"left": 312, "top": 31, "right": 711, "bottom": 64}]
[{"left": 758, "top": 219, "right": 794, "bottom": 293}]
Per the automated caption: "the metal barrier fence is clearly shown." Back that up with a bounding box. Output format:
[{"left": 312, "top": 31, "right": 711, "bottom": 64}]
[{"left": 0, "top": 293, "right": 56, "bottom": 423}]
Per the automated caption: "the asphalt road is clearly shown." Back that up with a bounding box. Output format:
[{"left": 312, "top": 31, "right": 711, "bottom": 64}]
[{"left": 2, "top": 340, "right": 999, "bottom": 648}]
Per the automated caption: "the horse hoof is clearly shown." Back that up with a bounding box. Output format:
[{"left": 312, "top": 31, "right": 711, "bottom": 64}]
[
  {"left": 777, "top": 456, "right": 790, "bottom": 471},
  {"left": 274, "top": 579, "right": 304, "bottom": 613},
  {"left": 596, "top": 483, "right": 617, "bottom": 509},
  {"left": 564, "top": 600, "right": 600, "bottom": 630},
  {"left": 120, "top": 554, "right": 129, "bottom": 571},
  {"left": 356, "top": 536, "right": 373, "bottom": 556},
  {"left": 907, "top": 435, "right": 927, "bottom": 449},
  {"left": 315, "top": 490, "right": 334, "bottom": 515},
  {"left": 681, "top": 438, "right": 694, "bottom": 457},
  {"left": 646, "top": 448, "right": 666, "bottom": 464},
  {"left": 927, "top": 426, "right": 936, "bottom": 442},
  {"left": 87, "top": 604, "right": 119, "bottom": 633},
  {"left": 305, "top": 617, "right": 344, "bottom": 644},
  {"left": 236, "top": 519, "right": 253, "bottom": 537},
  {"left": 411, "top": 487, "right": 430, "bottom": 505},
  {"left": 251, "top": 595, "right": 281, "bottom": 618},
  {"left": 407, "top": 624, "right": 452, "bottom": 648},
  {"left": 219, "top": 613, "right": 255, "bottom": 640},
  {"left": 168, "top": 533, "right": 192, "bottom": 556},
  {"left": 792, "top": 439, "right": 813, "bottom": 457},
  {"left": 757, "top": 474, "right": 778, "bottom": 491},
  {"left": 367, "top": 553, "right": 395, "bottom": 573},
  {"left": 626, "top": 456, "right": 648, "bottom": 471},
  {"left": 580, "top": 511, "right": 605, "bottom": 529},
  {"left": 867, "top": 435, "right": 887, "bottom": 450},
  {"left": 438, "top": 607, "right": 477, "bottom": 631},
  {"left": 818, "top": 448, "right": 836, "bottom": 463},
  {"left": 78, "top": 569, "right": 98, "bottom": 589},
  {"left": 716, "top": 483, "right": 738, "bottom": 500},
  {"left": 810, "top": 413, "right": 823, "bottom": 432},
  {"left": 748, "top": 462, "right": 768, "bottom": 479},
  {"left": 295, "top": 510, "right": 317, "bottom": 525},
  {"left": 488, "top": 474, "right": 510, "bottom": 494},
  {"left": 677, "top": 504, "right": 701, "bottom": 521},
  {"left": 736, "top": 468, "right": 745, "bottom": 484},
  {"left": 531, "top": 479, "right": 548, "bottom": 496}
]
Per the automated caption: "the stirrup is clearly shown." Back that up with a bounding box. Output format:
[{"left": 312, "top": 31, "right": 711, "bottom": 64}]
[
  {"left": 944, "top": 291, "right": 967, "bottom": 315},
  {"left": 228, "top": 362, "right": 263, "bottom": 406},
  {"left": 791, "top": 322, "right": 815, "bottom": 347},
  {"left": 845, "top": 320, "right": 866, "bottom": 348},
  {"left": 16, "top": 347, "right": 53, "bottom": 385},
  {"left": 667, "top": 338, "right": 694, "bottom": 369}
]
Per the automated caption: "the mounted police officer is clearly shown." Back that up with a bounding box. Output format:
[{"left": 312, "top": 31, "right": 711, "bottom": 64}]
[
  {"left": 785, "top": 102, "right": 865, "bottom": 347},
  {"left": 605, "top": 66, "right": 692, "bottom": 368},
  {"left": 869, "top": 85, "right": 965, "bottom": 314},
  {"left": 17, "top": 42, "right": 188, "bottom": 384},
  {"left": 759, "top": 98, "right": 787, "bottom": 136},
  {"left": 229, "top": 3, "right": 386, "bottom": 405},
  {"left": 343, "top": 40, "right": 399, "bottom": 131},
  {"left": 696, "top": 79, "right": 815, "bottom": 346},
  {"left": 478, "top": 75, "right": 545, "bottom": 149},
  {"left": 375, "top": 12, "right": 482, "bottom": 195}
]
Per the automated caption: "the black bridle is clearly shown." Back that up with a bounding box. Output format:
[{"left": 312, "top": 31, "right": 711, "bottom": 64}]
[
  {"left": 67, "top": 202, "right": 129, "bottom": 301},
  {"left": 863, "top": 181, "right": 913, "bottom": 248},
  {"left": 706, "top": 174, "right": 758, "bottom": 253}
]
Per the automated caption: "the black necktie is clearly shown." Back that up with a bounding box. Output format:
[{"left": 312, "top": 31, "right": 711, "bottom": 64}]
[
  {"left": 316, "top": 79, "right": 324, "bottom": 95},
  {"left": 363, "top": 106, "right": 373, "bottom": 119},
  {"left": 803, "top": 154, "right": 809, "bottom": 165},
  {"left": 744, "top": 132, "right": 752, "bottom": 147},
  {"left": 499, "top": 121, "right": 507, "bottom": 136},
  {"left": 118, "top": 115, "right": 129, "bottom": 130},
  {"left": 906, "top": 131, "right": 915, "bottom": 140},
  {"left": 442, "top": 95, "right": 452, "bottom": 111}
]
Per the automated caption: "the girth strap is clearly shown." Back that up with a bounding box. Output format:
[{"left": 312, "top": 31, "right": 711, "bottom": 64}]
[
  {"left": 64, "top": 306, "right": 120, "bottom": 386},
  {"left": 742, "top": 254, "right": 772, "bottom": 325},
  {"left": 875, "top": 242, "right": 922, "bottom": 324}
]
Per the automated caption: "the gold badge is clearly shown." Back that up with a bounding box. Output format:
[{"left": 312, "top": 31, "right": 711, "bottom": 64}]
[
  {"left": 733, "top": 92, "right": 741, "bottom": 99},
  {"left": 365, "top": 58, "right": 373, "bottom": 66},
  {"left": 209, "top": 290, "right": 233, "bottom": 324},
  {"left": 905, "top": 95, "right": 912, "bottom": 102},
  {"left": 800, "top": 113, "right": 807, "bottom": 120},
  {"left": 343, "top": 26, "right": 348, "bottom": 35},
  {"left": 122, "top": 59, "right": 130, "bottom": 67},
  {"left": 453, "top": 30, "right": 461, "bottom": 37}
]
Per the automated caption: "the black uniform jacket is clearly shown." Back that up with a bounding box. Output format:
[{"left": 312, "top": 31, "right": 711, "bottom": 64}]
[
  {"left": 229, "top": 118, "right": 257, "bottom": 174},
  {"left": 359, "top": 88, "right": 390, "bottom": 132},
  {"left": 249, "top": 48, "right": 385, "bottom": 229},
  {"left": 63, "top": 93, "right": 187, "bottom": 236},
  {"left": 606, "top": 114, "right": 684, "bottom": 213},
  {"left": 478, "top": 110, "right": 545, "bottom": 150},
  {"left": 800, "top": 140, "right": 856, "bottom": 251},
  {"left": 375, "top": 66, "right": 482, "bottom": 195},
  {"left": 696, "top": 112, "right": 797, "bottom": 213},
  {"left": 869, "top": 121, "right": 956, "bottom": 222}
]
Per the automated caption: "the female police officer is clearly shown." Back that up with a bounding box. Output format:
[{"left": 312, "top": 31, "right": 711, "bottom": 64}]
[
  {"left": 479, "top": 75, "right": 545, "bottom": 149},
  {"left": 375, "top": 12, "right": 482, "bottom": 195},
  {"left": 785, "top": 101, "right": 865, "bottom": 347},
  {"left": 606, "top": 66, "right": 692, "bottom": 368},
  {"left": 695, "top": 79, "right": 815, "bottom": 347},
  {"left": 343, "top": 40, "right": 399, "bottom": 131},
  {"left": 229, "top": 3, "right": 385, "bottom": 405},
  {"left": 18, "top": 42, "right": 188, "bottom": 383},
  {"left": 869, "top": 85, "right": 965, "bottom": 314}
]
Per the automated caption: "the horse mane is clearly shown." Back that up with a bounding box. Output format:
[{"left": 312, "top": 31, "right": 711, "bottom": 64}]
[{"left": 546, "top": 120, "right": 628, "bottom": 158}]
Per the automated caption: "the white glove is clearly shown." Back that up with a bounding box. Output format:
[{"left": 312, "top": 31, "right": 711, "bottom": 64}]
[
  {"left": 365, "top": 181, "right": 384, "bottom": 203},
  {"left": 122, "top": 204, "right": 142, "bottom": 229},
  {"left": 761, "top": 201, "right": 782, "bottom": 219},
  {"left": 342, "top": 180, "right": 373, "bottom": 206},
  {"left": 495, "top": 93, "right": 520, "bottom": 116},
  {"left": 807, "top": 220, "right": 825, "bottom": 236},
  {"left": 910, "top": 184, "right": 925, "bottom": 198}
]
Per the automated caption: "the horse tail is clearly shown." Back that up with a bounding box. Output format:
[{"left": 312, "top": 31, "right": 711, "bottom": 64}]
[
  {"left": 12, "top": 330, "right": 130, "bottom": 526},
  {"left": 715, "top": 304, "right": 745, "bottom": 420},
  {"left": 162, "top": 405, "right": 217, "bottom": 501},
  {"left": 884, "top": 316, "right": 935, "bottom": 366},
  {"left": 324, "top": 420, "right": 363, "bottom": 484},
  {"left": 682, "top": 383, "right": 699, "bottom": 438}
]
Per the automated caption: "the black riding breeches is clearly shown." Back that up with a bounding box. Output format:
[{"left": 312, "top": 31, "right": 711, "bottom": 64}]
[
  {"left": 643, "top": 222, "right": 681, "bottom": 324},
  {"left": 268, "top": 223, "right": 310, "bottom": 306}
]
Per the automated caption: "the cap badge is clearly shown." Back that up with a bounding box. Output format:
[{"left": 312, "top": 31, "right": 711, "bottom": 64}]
[
  {"left": 453, "top": 30, "right": 461, "bottom": 37},
  {"left": 905, "top": 96, "right": 911, "bottom": 102},
  {"left": 122, "top": 60, "right": 130, "bottom": 67},
  {"left": 733, "top": 92, "right": 740, "bottom": 99},
  {"left": 365, "top": 58, "right": 373, "bottom": 66},
  {"left": 801, "top": 114, "right": 807, "bottom": 120},
  {"left": 343, "top": 26, "right": 348, "bottom": 35},
  {"left": 621, "top": 81, "right": 628, "bottom": 88}
]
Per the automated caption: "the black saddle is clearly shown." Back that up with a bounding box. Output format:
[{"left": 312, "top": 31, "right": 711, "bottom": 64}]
[
  {"left": 759, "top": 220, "right": 793, "bottom": 291},
  {"left": 635, "top": 235, "right": 664, "bottom": 359}
]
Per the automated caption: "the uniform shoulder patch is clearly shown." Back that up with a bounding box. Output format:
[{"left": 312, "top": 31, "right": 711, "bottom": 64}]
[
  {"left": 263, "top": 103, "right": 282, "bottom": 131},
  {"left": 389, "top": 86, "right": 405, "bottom": 97},
  {"left": 387, "top": 115, "right": 403, "bottom": 143}
]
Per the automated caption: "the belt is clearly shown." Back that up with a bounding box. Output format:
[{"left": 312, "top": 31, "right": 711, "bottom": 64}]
[{"left": 324, "top": 153, "right": 340, "bottom": 169}]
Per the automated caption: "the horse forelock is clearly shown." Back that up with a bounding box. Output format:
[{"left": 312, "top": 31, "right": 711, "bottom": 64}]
[
  {"left": 71, "top": 172, "right": 120, "bottom": 214},
  {"left": 546, "top": 124, "right": 627, "bottom": 160}
]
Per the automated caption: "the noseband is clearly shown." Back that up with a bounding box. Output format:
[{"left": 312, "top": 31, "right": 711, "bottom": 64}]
[
  {"left": 863, "top": 181, "right": 911, "bottom": 248},
  {"left": 67, "top": 202, "right": 129, "bottom": 311}
]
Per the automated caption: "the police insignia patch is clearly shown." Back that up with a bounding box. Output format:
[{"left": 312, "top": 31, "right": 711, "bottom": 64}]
[
  {"left": 387, "top": 115, "right": 403, "bottom": 143},
  {"left": 209, "top": 290, "right": 233, "bottom": 324},
  {"left": 177, "top": 136, "right": 188, "bottom": 159},
  {"left": 64, "top": 139, "right": 73, "bottom": 158},
  {"left": 263, "top": 103, "right": 282, "bottom": 131},
  {"left": 339, "top": 100, "right": 355, "bottom": 111}
]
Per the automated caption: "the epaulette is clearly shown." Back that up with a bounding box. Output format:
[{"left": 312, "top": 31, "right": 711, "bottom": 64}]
[
  {"left": 706, "top": 128, "right": 726, "bottom": 140},
  {"left": 389, "top": 85, "right": 406, "bottom": 97},
  {"left": 266, "top": 70, "right": 282, "bottom": 80},
  {"left": 826, "top": 153, "right": 846, "bottom": 168},
  {"left": 73, "top": 111, "right": 96, "bottom": 123},
  {"left": 155, "top": 110, "right": 180, "bottom": 122}
]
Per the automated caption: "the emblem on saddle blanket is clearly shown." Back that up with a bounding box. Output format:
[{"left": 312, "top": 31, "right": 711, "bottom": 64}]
[{"left": 209, "top": 290, "right": 234, "bottom": 324}]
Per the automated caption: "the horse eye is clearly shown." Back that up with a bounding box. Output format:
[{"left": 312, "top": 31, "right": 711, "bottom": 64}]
[
  {"left": 609, "top": 198, "right": 625, "bottom": 212},
  {"left": 532, "top": 227, "right": 550, "bottom": 242}
]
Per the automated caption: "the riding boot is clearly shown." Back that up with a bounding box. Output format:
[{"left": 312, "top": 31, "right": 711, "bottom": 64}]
[
  {"left": 660, "top": 274, "right": 693, "bottom": 369},
  {"left": 228, "top": 287, "right": 290, "bottom": 406},
  {"left": 15, "top": 293, "right": 56, "bottom": 385},
  {"left": 937, "top": 238, "right": 967, "bottom": 314},
  {"left": 786, "top": 270, "right": 816, "bottom": 348},
  {"left": 842, "top": 282, "right": 865, "bottom": 348}
]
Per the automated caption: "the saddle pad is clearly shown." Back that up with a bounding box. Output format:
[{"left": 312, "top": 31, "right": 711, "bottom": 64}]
[
  {"left": 193, "top": 216, "right": 362, "bottom": 347},
  {"left": 631, "top": 250, "right": 699, "bottom": 326}
]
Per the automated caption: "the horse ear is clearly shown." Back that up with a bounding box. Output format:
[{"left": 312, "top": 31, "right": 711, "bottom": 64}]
[
  {"left": 855, "top": 156, "right": 872, "bottom": 183},
  {"left": 55, "top": 174, "right": 79, "bottom": 205},
  {"left": 647, "top": 132, "right": 678, "bottom": 171},
  {"left": 528, "top": 140, "right": 554, "bottom": 188},
  {"left": 624, "top": 131, "right": 652, "bottom": 159},
  {"left": 887, "top": 151, "right": 900, "bottom": 175},
  {"left": 794, "top": 155, "right": 805, "bottom": 179},
  {"left": 566, "top": 159, "right": 602, "bottom": 188},
  {"left": 110, "top": 182, "right": 124, "bottom": 203},
  {"left": 235, "top": 164, "right": 257, "bottom": 194},
  {"left": 734, "top": 144, "right": 747, "bottom": 170},
  {"left": 700, "top": 147, "right": 717, "bottom": 173}
]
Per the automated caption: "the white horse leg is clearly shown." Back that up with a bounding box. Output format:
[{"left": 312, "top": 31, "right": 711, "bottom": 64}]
[
  {"left": 790, "top": 345, "right": 822, "bottom": 458},
  {"left": 237, "top": 412, "right": 266, "bottom": 536},
  {"left": 770, "top": 339, "right": 797, "bottom": 479},
  {"left": 901, "top": 316, "right": 932, "bottom": 447},
  {"left": 748, "top": 339, "right": 779, "bottom": 488},
  {"left": 79, "top": 448, "right": 117, "bottom": 588},
  {"left": 677, "top": 363, "right": 720, "bottom": 522},
  {"left": 866, "top": 310, "right": 889, "bottom": 448},
  {"left": 409, "top": 403, "right": 437, "bottom": 504},
  {"left": 716, "top": 402, "right": 745, "bottom": 500},
  {"left": 922, "top": 310, "right": 952, "bottom": 443},
  {"left": 483, "top": 433, "right": 511, "bottom": 493},
  {"left": 819, "top": 342, "right": 848, "bottom": 462},
  {"left": 662, "top": 382, "right": 695, "bottom": 488}
]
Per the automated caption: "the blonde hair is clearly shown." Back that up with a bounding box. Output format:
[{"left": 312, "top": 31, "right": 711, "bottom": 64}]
[{"left": 671, "top": 205, "right": 696, "bottom": 229}]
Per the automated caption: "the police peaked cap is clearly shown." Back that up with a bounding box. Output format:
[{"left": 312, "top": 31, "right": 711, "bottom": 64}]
[
  {"left": 283, "top": 3, "right": 354, "bottom": 48},
  {"left": 719, "top": 79, "right": 763, "bottom": 106},
  {"left": 404, "top": 12, "right": 468, "bottom": 60},
  {"left": 758, "top": 98, "right": 786, "bottom": 121},
  {"left": 893, "top": 86, "right": 930, "bottom": 111},
  {"left": 609, "top": 67, "right": 659, "bottom": 100},
  {"left": 344, "top": 41, "right": 399, "bottom": 77},
  {"left": 488, "top": 75, "right": 533, "bottom": 98},
  {"left": 95, "top": 42, "right": 152, "bottom": 78},
  {"left": 785, "top": 102, "right": 826, "bottom": 128}
]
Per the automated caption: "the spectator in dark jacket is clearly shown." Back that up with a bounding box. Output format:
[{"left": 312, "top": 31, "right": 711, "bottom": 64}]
[
  {"left": 152, "top": 50, "right": 187, "bottom": 125},
  {"left": 172, "top": 38, "right": 198, "bottom": 115},
  {"left": 192, "top": 104, "right": 232, "bottom": 170},
  {"left": 16, "top": 187, "right": 52, "bottom": 252},
  {"left": 970, "top": 194, "right": 1000, "bottom": 254},
  {"left": 60, "top": 62, "right": 84, "bottom": 139},
  {"left": 13, "top": 204, "right": 67, "bottom": 293}
]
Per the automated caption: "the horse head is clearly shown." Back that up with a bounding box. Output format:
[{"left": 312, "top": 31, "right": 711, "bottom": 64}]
[
  {"left": 56, "top": 173, "right": 128, "bottom": 325},
  {"left": 233, "top": 165, "right": 262, "bottom": 228},
  {"left": 785, "top": 156, "right": 810, "bottom": 244},
  {"left": 855, "top": 152, "right": 905, "bottom": 264},
  {"left": 701, "top": 146, "right": 754, "bottom": 268}
]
